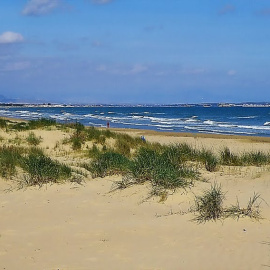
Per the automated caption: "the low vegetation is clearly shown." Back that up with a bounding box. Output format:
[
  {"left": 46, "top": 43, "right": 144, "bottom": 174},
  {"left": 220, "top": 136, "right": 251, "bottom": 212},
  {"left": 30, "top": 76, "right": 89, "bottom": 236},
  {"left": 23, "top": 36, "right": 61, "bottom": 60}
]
[
  {"left": 26, "top": 132, "right": 42, "bottom": 146},
  {"left": 220, "top": 147, "right": 270, "bottom": 166},
  {"left": 194, "top": 183, "right": 225, "bottom": 222},
  {"left": 22, "top": 149, "right": 72, "bottom": 187},
  {"left": 193, "top": 184, "right": 263, "bottom": 223},
  {"left": 0, "top": 118, "right": 268, "bottom": 221},
  {"left": 0, "top": 146, "right": 24, "bottom": 178}
]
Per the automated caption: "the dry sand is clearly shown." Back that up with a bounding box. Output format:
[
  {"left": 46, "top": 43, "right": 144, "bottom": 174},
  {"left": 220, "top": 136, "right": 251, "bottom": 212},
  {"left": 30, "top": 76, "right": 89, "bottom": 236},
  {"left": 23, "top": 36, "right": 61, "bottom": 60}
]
[{"left": 1, "top": 125, "right": 270, "bottom": 269}]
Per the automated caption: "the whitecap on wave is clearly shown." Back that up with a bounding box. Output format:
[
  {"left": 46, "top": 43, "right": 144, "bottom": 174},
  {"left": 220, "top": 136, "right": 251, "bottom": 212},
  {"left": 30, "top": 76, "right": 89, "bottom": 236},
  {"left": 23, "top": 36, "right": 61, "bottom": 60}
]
[{"left": 203, "top": 120, "right": 216, "bottom": 125}]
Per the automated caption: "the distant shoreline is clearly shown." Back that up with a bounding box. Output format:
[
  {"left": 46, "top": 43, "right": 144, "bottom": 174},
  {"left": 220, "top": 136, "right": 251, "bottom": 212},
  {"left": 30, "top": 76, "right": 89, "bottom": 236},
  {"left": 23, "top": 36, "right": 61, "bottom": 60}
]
[{"left": 1, "top": 102, "right": 270, "bottom": 108}]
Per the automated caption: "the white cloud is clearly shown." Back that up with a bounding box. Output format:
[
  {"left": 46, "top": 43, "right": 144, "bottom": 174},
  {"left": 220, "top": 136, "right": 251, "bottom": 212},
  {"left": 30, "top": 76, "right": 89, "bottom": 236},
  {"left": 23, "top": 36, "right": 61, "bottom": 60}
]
[
  {"left": 22, "top": 0, "right": 61, "bottom": 16},
  {"left": 91, "top": 40, "right": 103, "bottom": 48},
  {"left": 129, "top": 64, "right": 148, "bottom": 74},
  {"left": 96, "top": 64, "right": 107, "bottom": 72},
  {"left": 0, "top": 32, "right": 24, "bottom": 44},
  {"left": 227, "top": 70, "right": 237, "bottom": 76},
  {"left": 2, "top": 61, "right": 31, "bottom": 71},
  {"left": 179, "top": 68, "right": 205, "bottom": 75}
]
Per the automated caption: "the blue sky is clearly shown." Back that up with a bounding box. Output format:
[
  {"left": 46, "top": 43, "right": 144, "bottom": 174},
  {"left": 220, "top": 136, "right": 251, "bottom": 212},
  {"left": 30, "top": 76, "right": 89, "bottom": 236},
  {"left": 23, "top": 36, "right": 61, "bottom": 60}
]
[{"left": 0, "top": 0, "right": 270, "bottom": 104}]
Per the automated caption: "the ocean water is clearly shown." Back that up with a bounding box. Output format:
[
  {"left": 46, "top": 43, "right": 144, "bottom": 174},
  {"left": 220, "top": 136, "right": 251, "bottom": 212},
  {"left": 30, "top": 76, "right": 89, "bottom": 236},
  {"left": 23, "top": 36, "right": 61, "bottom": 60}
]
[{"left": 1, "top": 105, "right": 270, "bottom": 137}]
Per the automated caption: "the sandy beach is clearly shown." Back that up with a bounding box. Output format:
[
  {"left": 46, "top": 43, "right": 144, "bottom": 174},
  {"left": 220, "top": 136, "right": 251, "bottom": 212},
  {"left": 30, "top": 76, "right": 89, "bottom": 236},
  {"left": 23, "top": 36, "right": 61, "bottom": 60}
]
[{"left": 1, "top": 119, "right": 270, "bottom": 269}]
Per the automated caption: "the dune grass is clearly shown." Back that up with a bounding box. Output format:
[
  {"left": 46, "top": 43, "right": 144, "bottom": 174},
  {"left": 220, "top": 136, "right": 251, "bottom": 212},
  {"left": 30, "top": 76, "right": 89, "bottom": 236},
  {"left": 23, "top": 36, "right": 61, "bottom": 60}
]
[
  {"left": 0, "top": 146, "right": 24, "bottom": 178},
  {"left": 224, "top": 193, "right": 263, "bottom": 220},
  {"left": 193, "top": 184, "right": 263, "bottom": 222},
  {"left": 1, "top": 120, "right": 269, "bottom": 210},
  {"left": 220, "top": 147, "right": 270, "bottom": 166},
  {"left": 89, "top": 151, "right": 131, "bottom": 178},
  {"left": 0, "top": 119, "right": 7, "bottom": 129},
  {"left": 194, "top": 183, "right": 225, "bottom": 222},
  {"left": 8, "top": 118, "right": 57, "bottom": 131},
  {"left": 21, "top": 149, "right": 72, "bottom": 186},
  {"left": 26, "top": 132, "right": 42, "bottom": 146}
]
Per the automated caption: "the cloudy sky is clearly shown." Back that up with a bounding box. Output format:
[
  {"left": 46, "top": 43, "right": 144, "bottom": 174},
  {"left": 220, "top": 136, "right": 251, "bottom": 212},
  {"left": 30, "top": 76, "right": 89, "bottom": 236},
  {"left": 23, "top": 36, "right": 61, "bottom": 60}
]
[{"left": 0, "top": 0, "right": 270, "bottom": 104}]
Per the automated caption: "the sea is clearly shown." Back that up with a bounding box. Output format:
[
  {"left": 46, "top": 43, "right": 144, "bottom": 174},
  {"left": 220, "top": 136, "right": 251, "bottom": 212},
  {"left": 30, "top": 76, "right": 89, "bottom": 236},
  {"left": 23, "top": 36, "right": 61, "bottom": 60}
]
[{"left": 1, "top": 104, "right": 270, "bottom": 137}]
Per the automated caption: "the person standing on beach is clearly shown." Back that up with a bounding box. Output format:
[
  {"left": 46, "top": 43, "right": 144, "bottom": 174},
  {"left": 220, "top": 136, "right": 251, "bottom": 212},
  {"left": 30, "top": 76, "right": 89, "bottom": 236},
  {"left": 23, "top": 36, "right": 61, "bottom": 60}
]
[{"left": 107, "top": 121, "right": 110, "bottom": 128}]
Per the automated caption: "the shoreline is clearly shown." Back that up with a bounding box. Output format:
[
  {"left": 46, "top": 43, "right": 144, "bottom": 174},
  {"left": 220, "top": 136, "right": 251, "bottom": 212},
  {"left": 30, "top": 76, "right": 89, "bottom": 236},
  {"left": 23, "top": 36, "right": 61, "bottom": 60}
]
[{"left": 2, "top": 115, "right": 270, "bottom": 143}]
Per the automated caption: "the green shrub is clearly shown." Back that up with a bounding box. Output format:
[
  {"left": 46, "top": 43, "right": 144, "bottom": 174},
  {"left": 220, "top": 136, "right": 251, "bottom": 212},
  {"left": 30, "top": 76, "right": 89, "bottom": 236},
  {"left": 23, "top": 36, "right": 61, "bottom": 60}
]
[
  {"left": 10, "top": 122, "right": 28, "bottom": 131},
  {"left": 200, "top": 149, "right": 218, "bottom": 172},
  {"left": 220, "top": 147, "right": 241, "bottom": 166},
  {"left": 26, "top": 132, "right": 42, "bottom": 146},
  {"left": 130, "top": 147, "right": 197, "bottom": 188},
  {"left": 28, "top": 118, "right": 57, "bottom": 129},
  {"left": 96, "top": 135, "right": 106, "bottom": 145},
  {"left": 194, "top": 183, "right": 225, "bottom": 222},
  {"left": 0, "top": 119, "right": 7, "bottom": 129},
  {"left": 22, "top": 151, "right": 72, "bottom": 186},
  {"left": 89, "top": 144, "right": 101, "bottom": 158},
  {"left": 90, "top": 151, "right": 131, "bottom": 178},
  {"left": 86, "top": 127, "right": 102, "bottom": 141},
  {"left": 220, "top": 147, "right": 270, "bottom": 167},
  {"left": 71, "top": 136, "right": 83, "bottom": 150},
  {"left": 101, "top": 129, "right": 116, "bottom": 139},
  {"left": 70, "top": 123, "right": 86, "bottom": 150},
  {"left": 224, "top": 193, "right": 262, "bottom": 220},
  {"left": 177, "top": 143, "right": 199, "bottom": 161},
  {"left": 115, "top": 138, "right": 131, "bottom": 157},
  {"left": 241, "top": 151, "right": 270, "bottom": 166},
  {"left": 0, "top": 146, "right": 23, "bottom": 178}
]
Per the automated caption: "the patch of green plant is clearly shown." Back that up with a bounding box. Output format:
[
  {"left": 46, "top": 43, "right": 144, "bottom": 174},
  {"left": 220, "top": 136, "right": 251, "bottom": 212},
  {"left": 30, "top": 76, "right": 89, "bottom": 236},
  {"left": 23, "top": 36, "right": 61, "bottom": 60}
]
[
  {"left": 21, "top": 151, "right": 72, "bottom": 186},
  {"left": 224, "top": 193, "right": 263, "bottom": 220},
  {"left": 26, "top": 132, "right": 42, "bottom": 146},
  {"left": 220, "top": 147, "right": 242, "bottom": 166},
  {"left": 147, "top": 142, "right": 164, "bottom": 152},
  {"left": 88, "top": 144, "right": 101, "bottom": 158},
  {"left": 71, "top": 136, "right": 83, "bottom": 150},
  {"left": 200, "top": 149, "right": 219, "bottom": 172},
  {"left": 9, "top": 118, "right": 57, "bottom": 131},
  {"left": 0, "top": 119, "right": 7, "bottom": 129},
  {"left": 241, "top": 151, "right": 270, "bottom": 166},
  {"left": 109, "top": 174, "right": 138, "bottom": 191},
  {"left": 115, "top": 137, "right": 131, "bottom": 157},
  {"left": 85, "top": 127, "right": 102, "bottom": 141},
  {"left": 96, "top": 135, "right": 106, "bottom": 145},
  {"left": 145, "top": 186, "right": 169, "bottom": 203},
  {"left": 0, "top": 146, "right": 23, "bottom": 178},
  {"left": 69, "top": 123, "right": 86, "bottom": 150},
  {"left": 89, "top": 151, "right": 131, "bottom": 178},
  {"left": 28, "top": 118, "right": 57, "bottom": 129},
  {"left": 177, "top": 143, "right": 200, "bottom": 161},
  {"left": 10, "top": 122, "right": 28, "bottom": 131},
  {"left": 101, "top": 129, "right": 116, "bottom": 139},
  {"left": 115, "top": 133, "right": 142, "bottom": 148},
  {"left": 220, "top": 147, "right": 270, "bottom": 166},
  {"left": 194, "top": 183, "right": 225, "bottom": 223},
  {"left": 130, "top": 147, "right": 197, "bottom": 189}
]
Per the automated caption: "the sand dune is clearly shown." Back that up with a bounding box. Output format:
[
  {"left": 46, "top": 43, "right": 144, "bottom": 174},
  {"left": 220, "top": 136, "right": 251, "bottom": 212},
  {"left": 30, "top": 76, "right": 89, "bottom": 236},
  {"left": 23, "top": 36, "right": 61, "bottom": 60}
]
[{"left": 1, "top": 124, "right": 270, "bottom": 269}]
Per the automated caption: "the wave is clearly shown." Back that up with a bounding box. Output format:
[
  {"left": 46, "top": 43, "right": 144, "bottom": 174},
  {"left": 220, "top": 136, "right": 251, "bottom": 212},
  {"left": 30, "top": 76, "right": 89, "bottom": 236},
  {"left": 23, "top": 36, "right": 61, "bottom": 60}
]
[
  {"left": 185, "top": 118, "right": 199, "bottom": 123},
  {"left": 157, "top": 128, "right": 174, "bottom": 131},
  {"left": 236, "top": 116, "right": 257, "bottom": 119},
  {"left": 203, "top": 120, "right": 216, "bottom": 125}
]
